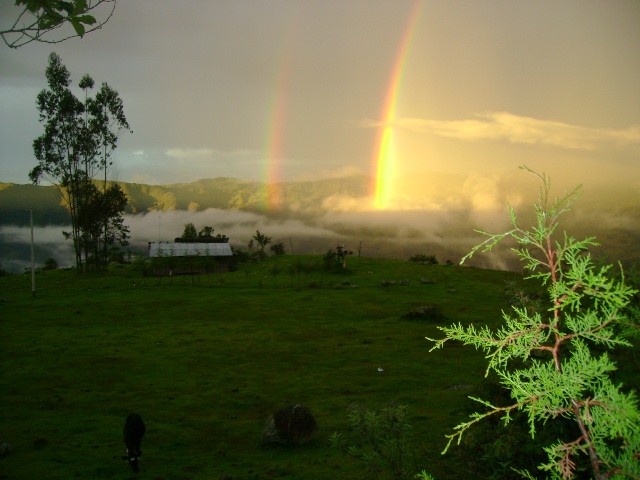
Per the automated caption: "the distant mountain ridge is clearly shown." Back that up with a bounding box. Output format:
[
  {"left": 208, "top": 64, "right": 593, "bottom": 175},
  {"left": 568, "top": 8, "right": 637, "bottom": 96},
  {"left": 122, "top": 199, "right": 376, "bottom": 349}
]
[
  {"left": 2, "top": 173, "right": 639, "bottom": 229},
  {"left": 0, "top": 175, "right": 373, "bottom": 226}
]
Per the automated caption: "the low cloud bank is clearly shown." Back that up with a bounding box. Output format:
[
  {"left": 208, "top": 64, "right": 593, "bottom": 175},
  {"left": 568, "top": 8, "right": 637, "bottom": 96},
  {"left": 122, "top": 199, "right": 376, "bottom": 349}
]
[
  {"left": 1, "top": 205, "right": 515, "bottom": 272},
  {"left": 2, "top": 173, "right": 638, "bottom": 274},
  {"left": 0, "top": 225, "right": 75, "bottom": 273}
]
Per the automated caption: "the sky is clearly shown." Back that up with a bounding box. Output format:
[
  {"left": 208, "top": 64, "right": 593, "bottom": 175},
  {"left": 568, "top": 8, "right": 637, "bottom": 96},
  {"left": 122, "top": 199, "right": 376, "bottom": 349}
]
[{"left": 1, "top": 0, "right": 639, "bottom": 208}]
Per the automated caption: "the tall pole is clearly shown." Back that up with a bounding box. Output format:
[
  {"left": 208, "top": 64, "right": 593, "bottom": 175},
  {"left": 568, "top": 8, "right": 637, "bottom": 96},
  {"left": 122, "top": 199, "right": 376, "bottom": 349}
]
[{"left": 30, "top": 207, "right": 35, "bottom": 295}]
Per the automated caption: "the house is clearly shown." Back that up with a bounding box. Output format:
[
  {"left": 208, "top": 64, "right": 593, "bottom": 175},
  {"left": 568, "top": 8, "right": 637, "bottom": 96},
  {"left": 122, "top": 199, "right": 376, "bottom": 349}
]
[
  {"left": 147, "top": 242, "right": 233, "bottom": 275},
  {"left": 148, "top": 242, "right": 233, "bottom": 258}
]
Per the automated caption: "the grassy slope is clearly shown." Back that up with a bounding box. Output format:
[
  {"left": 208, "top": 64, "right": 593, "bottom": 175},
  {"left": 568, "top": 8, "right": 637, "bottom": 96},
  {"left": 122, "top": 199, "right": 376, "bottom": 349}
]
[{"left": 1, "top": 257, "right": 527, "bottom": 479}]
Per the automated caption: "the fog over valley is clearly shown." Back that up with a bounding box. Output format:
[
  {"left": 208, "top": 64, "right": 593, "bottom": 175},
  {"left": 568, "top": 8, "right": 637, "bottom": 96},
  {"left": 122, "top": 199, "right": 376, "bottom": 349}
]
[{"left": 1, "top": 173, "right": 638, "bottom": 274}]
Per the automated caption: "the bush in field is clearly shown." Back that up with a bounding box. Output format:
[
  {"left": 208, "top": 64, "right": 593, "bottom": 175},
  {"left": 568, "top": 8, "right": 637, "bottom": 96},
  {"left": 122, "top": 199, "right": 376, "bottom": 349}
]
[
  {"left": 427, "top": 167, "right": 640, "bottom": 479},
  {"left": 42, "top": 258, "right": 58, "bottom": 271},
  {"left": 249, "top": 230, "right": 272, "bottom": 261},
  {"left": 324, "top": 245, "right": 354, "bottom": 272},
  {"left": 330, "top": 402, "right": 414, "bottom": 480},
  {"left": 270, "top": 241, "right": 286, "bottom": 255},
  {"left": 409, "top": 254, "right": 439, "bottom": 265},
  {"left": 401, "top": 304, "right": 445, "bottom": 322},
  {"left": 231, "top": 246, "right": 251, "bottom": 264}
]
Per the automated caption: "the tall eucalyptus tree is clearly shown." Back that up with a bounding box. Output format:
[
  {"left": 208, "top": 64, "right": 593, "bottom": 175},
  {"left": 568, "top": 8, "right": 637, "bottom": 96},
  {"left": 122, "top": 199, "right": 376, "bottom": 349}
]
[
  {"left": 30, "top": 52, "right": 86, "bottom": 270},
  {"left": 30, "top": 52, "right": 131, "bottom": 272}
]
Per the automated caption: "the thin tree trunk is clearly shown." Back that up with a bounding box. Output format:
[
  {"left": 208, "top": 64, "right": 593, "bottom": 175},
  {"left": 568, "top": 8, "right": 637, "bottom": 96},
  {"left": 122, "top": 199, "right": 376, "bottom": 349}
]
[{"left": 102, "top": 141, "right": 108, "bottom": 269}]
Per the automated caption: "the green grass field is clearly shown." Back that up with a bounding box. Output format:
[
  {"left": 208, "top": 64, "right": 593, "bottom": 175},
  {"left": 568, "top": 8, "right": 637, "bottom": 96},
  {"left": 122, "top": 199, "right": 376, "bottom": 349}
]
[{"left": 0, "top": 256, "right": 587, "bottom": 479}]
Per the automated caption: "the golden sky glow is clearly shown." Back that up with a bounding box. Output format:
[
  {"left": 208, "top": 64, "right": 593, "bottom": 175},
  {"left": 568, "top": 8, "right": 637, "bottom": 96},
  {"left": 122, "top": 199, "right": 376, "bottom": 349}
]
[{"left": 0, "top": 1, "right": 638, "bottom": 208}]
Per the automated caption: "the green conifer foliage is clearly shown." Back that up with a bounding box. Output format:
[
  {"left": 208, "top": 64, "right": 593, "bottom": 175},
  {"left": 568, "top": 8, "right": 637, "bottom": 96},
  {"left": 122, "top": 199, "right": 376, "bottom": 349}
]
[{"left": 427, "top": 167, "right": 639, "bottom": 479}]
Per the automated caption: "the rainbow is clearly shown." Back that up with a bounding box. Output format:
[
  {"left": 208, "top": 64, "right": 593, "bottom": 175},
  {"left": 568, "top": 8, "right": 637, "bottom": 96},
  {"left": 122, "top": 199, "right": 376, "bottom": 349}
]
[
  {"left": 263, "top": 11, "right": 303, "bottom": 210},
  {"left": 372, "top": 0, "right": 422, "bottom": 209},
  {"left": 264, "top": 51, "right": 292, "bottom": 209}
]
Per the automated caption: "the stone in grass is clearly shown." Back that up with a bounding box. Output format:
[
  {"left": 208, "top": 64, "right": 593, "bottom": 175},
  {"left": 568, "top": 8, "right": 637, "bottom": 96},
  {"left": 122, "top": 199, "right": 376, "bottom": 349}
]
[
  {"left": 262, "top": 404, "right": 317, "bottom": 446},
  {"left": 401, "top": 304, "right": 445, "bottom": 321},
  {"left": 380, "top": 279, "right": 410, "bottom": 287},
  {"left": 334, "top": 281, "right": 358, "bottom": 289},
  {"left": 0, "top": 442, "right": 13, "bottom": 456}
]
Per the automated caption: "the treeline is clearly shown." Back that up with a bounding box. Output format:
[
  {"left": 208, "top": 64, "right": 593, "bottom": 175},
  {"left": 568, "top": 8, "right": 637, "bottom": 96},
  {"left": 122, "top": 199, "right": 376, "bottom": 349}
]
[{"left": 174, "top": 223, "right": 229, "bottom": 243}]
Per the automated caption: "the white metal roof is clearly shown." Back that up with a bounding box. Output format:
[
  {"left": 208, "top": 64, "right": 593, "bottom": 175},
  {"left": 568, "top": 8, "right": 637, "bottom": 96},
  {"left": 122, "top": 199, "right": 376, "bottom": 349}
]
[{"left": 149, "top": 242, "right": 233, "bottom": 257}]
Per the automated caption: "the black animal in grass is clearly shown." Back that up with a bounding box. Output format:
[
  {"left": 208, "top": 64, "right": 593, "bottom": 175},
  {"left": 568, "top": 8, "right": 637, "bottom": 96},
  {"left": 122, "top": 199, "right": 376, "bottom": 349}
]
[{"left": 122, "top": 413, "right": 146, "bottom": 472}]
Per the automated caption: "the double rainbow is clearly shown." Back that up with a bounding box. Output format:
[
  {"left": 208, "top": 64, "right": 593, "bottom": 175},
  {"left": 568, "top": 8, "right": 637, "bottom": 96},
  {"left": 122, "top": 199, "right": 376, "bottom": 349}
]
[{"left": 262, "top": 3, "right": 422, "bottom": 211}]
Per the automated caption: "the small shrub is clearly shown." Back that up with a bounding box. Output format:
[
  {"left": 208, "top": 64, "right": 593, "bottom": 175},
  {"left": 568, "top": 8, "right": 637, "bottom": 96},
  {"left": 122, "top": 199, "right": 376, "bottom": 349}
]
[
  {"left": 42, "top": 257, "right": 58, "bottom": 271},
  {"left": 330, "top": 402, "right": 415, "bottom": 480},
  {"left": 401, "top": 305, "right": 444, "bottom": 322},
  {"left": 380, "top": 279, "right": 410, "bottom": 287},
  {"left": 252, "top": 230, "right": 272, "bottom": 260},
  {"left": 270, "top": 241, "right": 286, "bottom": 255},
  {"left": 334, "top": 280, "right": 357, "bottom": 289},
  {"left": 231, "top": 246, "right": 251, "bottom": 265},
  {"left": 409, "top": 254, "right": 438, "bottom": 265},
  {"left": 324, "top": 245, "right": 354, "bottom": 272}
]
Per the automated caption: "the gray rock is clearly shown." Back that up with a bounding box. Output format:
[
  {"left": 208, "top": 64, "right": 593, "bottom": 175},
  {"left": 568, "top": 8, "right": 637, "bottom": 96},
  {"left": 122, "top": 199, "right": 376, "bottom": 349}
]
[
  {"left": 0, "top": 442, "right": 13, "bottom": 456},
  {"left": 401, "top": 304, "right": 445, "bottom": 321},
  {"left": 262, "top": 404, "right": 317, "bottom": 446}
]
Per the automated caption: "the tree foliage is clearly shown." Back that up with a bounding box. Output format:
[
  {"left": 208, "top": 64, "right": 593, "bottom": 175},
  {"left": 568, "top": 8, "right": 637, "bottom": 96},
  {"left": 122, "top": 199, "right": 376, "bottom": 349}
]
[
  {"left": 198, "top": 225, "right": 214, "bottom": 239},
  {"left": 427, "top": 167, "right": 639, "bottom": 479},
  {"left": 324, "top": 244, "right": 354, "bottom": 271},
  {"left": 77, "top": 181, "right": 129, "bottom": 267},
  {"left": 1, "top": 0, "right": 117, "bottom": 48},
  {"left": 30, "top": 52, "right": 130, "bottom": 272},
  {"left": 175, "top": 223, "right": 229, "bottom": 243},
  {"left": 251, "top": 230, "right": 272, "bottom": 260},
  {"left": 181, "top": 222, "right": 198, "bottom": 240},
  {"left": 270, "top": 241, "right": 286, "bottom": 256}
]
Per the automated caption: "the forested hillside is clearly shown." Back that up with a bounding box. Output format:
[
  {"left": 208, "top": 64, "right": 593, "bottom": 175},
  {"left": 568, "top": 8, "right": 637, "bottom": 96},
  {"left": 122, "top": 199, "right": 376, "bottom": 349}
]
[{"left": 0, "top": 176, "right": 371, "bottom": 226}]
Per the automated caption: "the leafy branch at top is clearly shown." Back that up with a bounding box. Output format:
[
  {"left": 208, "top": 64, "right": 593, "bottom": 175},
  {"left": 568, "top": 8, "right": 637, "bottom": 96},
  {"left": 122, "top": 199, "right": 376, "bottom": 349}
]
[{"left": 2, "top": 0, "right": 117, "bottom": 48}]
